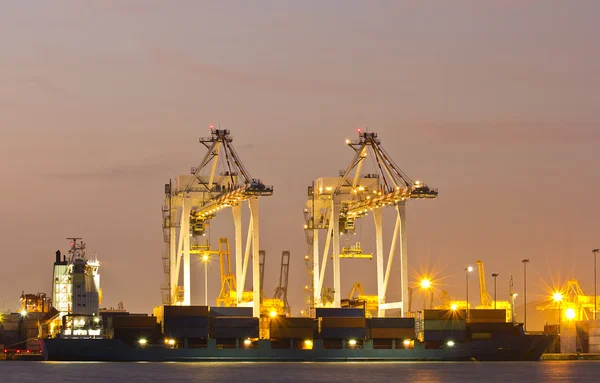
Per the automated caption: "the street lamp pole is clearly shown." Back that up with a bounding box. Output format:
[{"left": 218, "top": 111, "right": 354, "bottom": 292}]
[
  {"left": 594, "top": 249, "right": 599, "bottom": 320},
  {"left": 202, "top": 254, "right": 209, "bottom": 306},
  {"left": 464, "top": 266, "right": 473, "bottom": 319},
  {"left": 522, "top": 259, "right": 530, "bottom": 331},
  {"left": 492, "top": 273, "right": 499, "bottom": 310}
]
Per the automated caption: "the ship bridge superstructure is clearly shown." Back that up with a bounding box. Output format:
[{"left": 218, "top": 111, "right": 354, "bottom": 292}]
[
  {"left": 304, "top": 130, "right": 437, "bottom": 316},
  {"left": 162, "top": 128, "right": 272, "bottom": 316}
]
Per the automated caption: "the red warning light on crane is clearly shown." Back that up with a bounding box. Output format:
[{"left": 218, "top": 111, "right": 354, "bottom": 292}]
[{"left": 209, "top": 125, "right": 214, "bottom": 129}]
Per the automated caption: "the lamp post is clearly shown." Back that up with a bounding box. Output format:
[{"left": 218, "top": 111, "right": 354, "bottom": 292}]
[
  {"left": 522, "top": 259, "right": 530, "bottom": 331},
  {"left": 420, "top": 279, "right": 432, "bottom": 310},
  {"left": 553, "top": 292, "right": 563, "bottom": 335},
  {"left": 492, "top": 273, "right": 499, "bottom": 310},
  {"left": 594, "top": 249, "right": 599, "bottom": 320},
  {"left": 464, "top": 266, "right": 473, "bottom": 318},
  {"left": 202, "top": 254, "right": 209, "bottom": 306}
]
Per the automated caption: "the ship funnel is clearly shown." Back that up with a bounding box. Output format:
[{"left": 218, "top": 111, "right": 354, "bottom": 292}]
[{"left": 56, "top": 250, "right": 61, "bottom": 263}]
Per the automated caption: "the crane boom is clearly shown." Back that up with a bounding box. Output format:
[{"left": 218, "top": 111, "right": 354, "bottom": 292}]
[{"left": 476, "top": 260, "right": 493, "bottom": 307}]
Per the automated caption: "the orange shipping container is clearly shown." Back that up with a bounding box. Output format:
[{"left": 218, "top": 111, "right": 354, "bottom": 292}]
[
  {"left": 370, "top": 328, "right": 414, "bottom": 339},
  {"left": 321, "top": 317, "right": 366, "bottom": 328}
]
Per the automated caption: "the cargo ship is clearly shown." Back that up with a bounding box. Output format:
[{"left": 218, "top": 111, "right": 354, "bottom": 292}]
[{"left": 42, "top": 306, "right": 555, "bottom": 362}]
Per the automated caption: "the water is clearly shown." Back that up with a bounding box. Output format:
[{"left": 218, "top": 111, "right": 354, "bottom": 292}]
[{"left": 0, "top": 361, "right": 597, "bottom": 382}]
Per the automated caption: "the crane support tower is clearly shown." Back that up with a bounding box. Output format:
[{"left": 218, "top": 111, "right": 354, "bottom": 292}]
[
  {"left": 162, "top": 128, "right": 273, "bottom": 317},
  {"left": 304, "top": 130, "right": 437, "bottom": 317},
  {"left": 273, "top": 250, "right": 291, "bottom": 315}
]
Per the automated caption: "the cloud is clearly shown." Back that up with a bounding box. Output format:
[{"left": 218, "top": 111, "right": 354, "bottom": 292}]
[
  {"left": 42, "top": 162, "right": 174, "bottom": 180},
  {"left": 419, "top": 121, "right": 600, "bottom": 144}
]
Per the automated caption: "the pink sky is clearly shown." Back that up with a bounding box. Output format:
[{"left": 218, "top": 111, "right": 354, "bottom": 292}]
[{"left": 0, "top": 1, "right": 598, "bottom": 329}]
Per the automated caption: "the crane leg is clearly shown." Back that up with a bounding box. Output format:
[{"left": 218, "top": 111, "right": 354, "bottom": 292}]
[
  {"left": 232, "top": 204, "right": 243, "bottom": 305},
  {"left": 399, "top": 203, "right": 408, "bottom": 317},
  {"left": 373, "top": 209, "right": 384, "bottom": 317},
  {"left": 250, "top": 198, "right": 260, "bottom": 318},
  {"left": 332, "top": 200, "right": 341, "bottom": 308}
]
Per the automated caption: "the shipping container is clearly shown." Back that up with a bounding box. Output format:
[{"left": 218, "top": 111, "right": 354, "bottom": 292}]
[
  {"left": 423, "top": 309, "right": 466, "bottom": 320},
  {"left": 589, "top": 319, "right": 600, "bottom": 329},
  {"left": 211, "top": 317, "right": 259, "bottom": 328},
  {"left": 470, "top": 332, "right": 492, "bottom": 340},
  {"left": 270, "top": 327, "right": 314, "bottom": 339},
  {"left": 422, "top": 320, "right": 466, "bottom": 331},
  {"left": 320, "top": 327, "right": 366, "bottom": 339},
  {"left": 212, "top": 327, "right": 258, "bottom": 339},
  {"left": 164, "top": 316, "right": 209, "bottom": 328},
  {"left": 468, "top": 322, "right": 516, "bottom": 333},
  {"left": 468, "top": 309, "right": 506, "bottom": 319},
  {"left": 112, "top": 315, "right": 157, "bottom": 329},
  {"left": 370, "top": 328, "right": 414, "bottom": 339},
  {"left": 560, "top": 326, "right": 577, "bottom": 353},
  {"left": 422, "top": 330, "right": 467, "bottom": 342},
  {"left": 316, "top": 308, "right": 365, "bottom": 318},
  {"left": 272, "top": 317, "right": 315, "bottom": 328},
  {"left": 165, "top": 327, "right": 209, "bottom": 339},
  {"left": 113, "top": 327, "right": 162, "bottom": 346},
  {"left": 209, "top": 307, "right": 253, "bottom": 317},
  {"left": 321, "top": 317, "right": 366, "bottom": 329},
  {"left": 370, "top": 318, "right": 415, "bottom": 329},
  {"left": 164, "top": 305, "right": 209, "bottom": 317}
]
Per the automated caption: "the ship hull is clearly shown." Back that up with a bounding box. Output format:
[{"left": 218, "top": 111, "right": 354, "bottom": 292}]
[{"left": 42, "top": 335, "right": 554, "bottom": 362}]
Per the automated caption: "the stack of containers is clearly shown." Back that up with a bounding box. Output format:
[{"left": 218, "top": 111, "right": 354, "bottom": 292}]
[
  {"left": 269, "top": 317, "right": 315, "bottom": 340},
  {"left": 467, "top": 309, "right": 511, "bottom": 340},
  {"left": 209, "top": 307, "right": 258, "bottom": 340},
  {"left": 112, "top": 315, "right": 160, "bottom": 346},
  {"left": 468, "top": 309, "right": 506, "bottom": 323},
  {"left": 317, "top": 308, "right": 366, "bottom": 340},
  {"left": 421, "top": 309, "right": 467, "bottom": 342},
  {"left": 369, "top": 318, "right": 415, "bottom": 340},
  {"left": 576, "top": 321, "right": 589, "bottom": 353},
  {"left": 163, "top": 306, "right": 210, "bottom": 340},
  {"left": 588, "top": 319, "right": 600, "bottom": 353},
  {"left": 543, "top": 324, "right": 560, "bottom": 353},
  {"left": 1, "top": 314, "right": 20, "bottom": 348},
  {"left": 560, "top": 322, "right": 577, "bottom": 353}
]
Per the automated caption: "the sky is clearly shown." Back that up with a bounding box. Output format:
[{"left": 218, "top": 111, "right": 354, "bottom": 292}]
[{"left": 0, "top": 1, "right": 599, "bottom": 330}]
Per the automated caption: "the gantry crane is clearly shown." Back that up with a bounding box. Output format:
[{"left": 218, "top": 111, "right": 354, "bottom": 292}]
[
  {"left": 272, "top": 251, "right": 291, "bottom": 315},
  {"left": 476, "top": 260, "right": 493, "bottom": 307},
  {"left": 537, "top": 279, "right": 598, "bottom": 322},
  {"left": 304, "top": 130, "right": 437, "bottom": 316},
  {"left": 343, "top": 282, "right": 379, "bottom": 317},
  {"left": 475, "top": 260, "right": 512, "bottom": 321},
  {"left": 161, "top": 129, "right": 273, "bottom": 316}
]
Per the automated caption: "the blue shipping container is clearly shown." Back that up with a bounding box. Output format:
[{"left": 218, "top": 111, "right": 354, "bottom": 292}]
[
  {"left": 164, "top": 316, "right": 209, "bottom": 328},
  {"left": 209, "top": 307, "right": 253, "bottom": 317},
  {"left": 370, "top": 318, "right": 415, "bottom": 329},
  {"left": 165, "top": 327, "right": 209, "bottom": 339},
  {"left": 422, "top": 330, "right": 467, "bottom": 342},
  {"left": 212, "top": 327, "right": 259, "bottom": 339},
  {"left": 316, "top": 308, "right": 364, "bottom": 318},
  {"left": 320, "top": 327, "right": 366, "bottom": 339}
]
